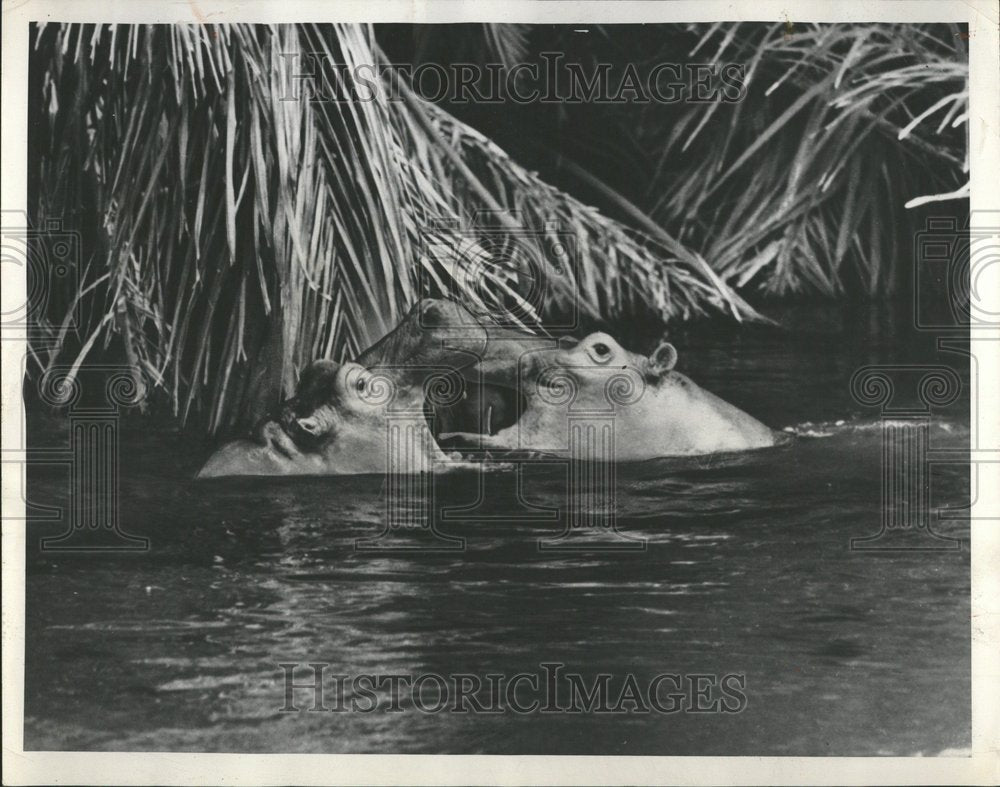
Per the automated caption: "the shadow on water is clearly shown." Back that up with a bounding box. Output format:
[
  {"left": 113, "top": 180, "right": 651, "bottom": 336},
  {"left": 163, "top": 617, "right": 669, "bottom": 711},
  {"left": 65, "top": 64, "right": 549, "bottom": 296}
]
[{"left": 23, "top": 304, "right": 971, "bottom": 754}]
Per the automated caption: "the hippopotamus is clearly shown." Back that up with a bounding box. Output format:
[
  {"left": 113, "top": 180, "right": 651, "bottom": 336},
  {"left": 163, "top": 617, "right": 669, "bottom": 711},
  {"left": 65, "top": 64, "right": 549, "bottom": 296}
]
[
  {"left": 196, "top": 358, "right": 454, "bottom": 477},
  {"left": 197, "top": 298, "right": 777, "bottom": 477},
  {"left": 196, "top": 299, "right": 534, "bottom": 477},
  {"left": 443, "top": 330, "right": 777, "bottom": 457}
]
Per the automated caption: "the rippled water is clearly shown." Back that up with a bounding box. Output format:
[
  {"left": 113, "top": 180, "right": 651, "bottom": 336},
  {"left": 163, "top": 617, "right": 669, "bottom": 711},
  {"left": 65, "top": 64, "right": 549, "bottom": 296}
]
[{"left": 24, "top": 303, "right": 971, "bottom": 754}]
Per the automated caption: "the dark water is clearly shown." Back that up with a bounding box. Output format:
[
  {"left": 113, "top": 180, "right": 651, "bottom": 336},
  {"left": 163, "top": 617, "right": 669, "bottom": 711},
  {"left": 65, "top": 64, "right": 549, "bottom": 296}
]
[{"left": 24, "top": 303, "right": 971, "bottom": 755}]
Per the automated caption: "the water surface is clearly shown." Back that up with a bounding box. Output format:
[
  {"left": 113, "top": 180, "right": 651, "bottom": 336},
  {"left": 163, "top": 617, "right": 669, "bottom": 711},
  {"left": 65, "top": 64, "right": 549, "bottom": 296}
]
[{"left": 24, "top": 303, "right": 971, "bottom": 754}]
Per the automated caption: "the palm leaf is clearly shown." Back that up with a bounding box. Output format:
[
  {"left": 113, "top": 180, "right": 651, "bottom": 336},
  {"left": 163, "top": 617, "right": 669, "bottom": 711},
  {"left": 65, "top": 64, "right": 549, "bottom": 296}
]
[{"left": 30, "top": 22, "right": 751, "bottom": 434}]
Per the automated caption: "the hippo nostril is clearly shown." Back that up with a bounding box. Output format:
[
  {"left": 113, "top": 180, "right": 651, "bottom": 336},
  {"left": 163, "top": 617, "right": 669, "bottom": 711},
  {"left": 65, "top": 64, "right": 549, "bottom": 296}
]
[{"left": 295, "top": 416, "right": 323, "bottom": 437}]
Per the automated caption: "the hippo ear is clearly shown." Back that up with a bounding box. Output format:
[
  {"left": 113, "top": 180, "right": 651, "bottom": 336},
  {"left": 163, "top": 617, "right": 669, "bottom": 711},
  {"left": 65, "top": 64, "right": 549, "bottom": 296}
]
[{"left": 650, "top": 342, "right": 678, "bottom": 373}]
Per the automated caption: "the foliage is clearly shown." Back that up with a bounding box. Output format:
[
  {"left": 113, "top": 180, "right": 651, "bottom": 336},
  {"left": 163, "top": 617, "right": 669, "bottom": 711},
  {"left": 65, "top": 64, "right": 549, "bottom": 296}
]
[
  {"left": 29, "top": 22, "right": 968, "bottom": 433},
  {"left": 513, "top": 23, "right": 968, "bottom": 296},
  {"left": 30, "top": 22, "right": 753, "bottom": 433}
]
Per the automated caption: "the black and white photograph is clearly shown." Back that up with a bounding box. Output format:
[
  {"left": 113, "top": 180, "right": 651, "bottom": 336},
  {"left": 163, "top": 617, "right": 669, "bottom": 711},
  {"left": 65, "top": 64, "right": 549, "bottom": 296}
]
[{"left": 2, "top": 0, "right": 998, "bottom": 784}]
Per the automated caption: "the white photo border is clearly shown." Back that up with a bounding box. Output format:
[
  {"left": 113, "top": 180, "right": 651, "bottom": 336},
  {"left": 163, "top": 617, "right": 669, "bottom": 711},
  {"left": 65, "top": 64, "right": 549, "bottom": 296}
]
[{"left": 2, "top": 1, "right": 997, "bottom": 784}]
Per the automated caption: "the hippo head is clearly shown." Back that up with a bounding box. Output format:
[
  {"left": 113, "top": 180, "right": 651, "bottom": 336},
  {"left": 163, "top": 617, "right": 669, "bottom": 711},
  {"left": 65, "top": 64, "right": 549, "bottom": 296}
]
[
  {"left": 456, "top": 330, "right": 775, "bottom": 458},
  {"left": 196, "top": 298, "right": 524, "bottom": 477},
  {"left": 279, "top": 360, "right": 383, "bottom": 447},
  {"left": 197, "top": 358, "right": 445, "bottom": 478}
]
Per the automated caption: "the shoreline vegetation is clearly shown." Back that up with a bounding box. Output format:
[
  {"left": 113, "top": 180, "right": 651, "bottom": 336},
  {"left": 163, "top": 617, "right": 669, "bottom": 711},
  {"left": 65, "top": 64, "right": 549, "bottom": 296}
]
[{"left": 28, "top": 23, "right": 968, "bottom": 434}]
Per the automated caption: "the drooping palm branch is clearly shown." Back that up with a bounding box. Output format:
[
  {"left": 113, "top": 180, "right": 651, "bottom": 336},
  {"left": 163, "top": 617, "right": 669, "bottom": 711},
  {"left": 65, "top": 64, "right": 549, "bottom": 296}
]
[
  {"left": 540, "top": 23, "right": 968, "bottom": 297},
  {"left": 664, "top": 23, "right": 968, "bottom": 296},
  {"left": 31, "top": 22, "right": 753, "bottom": 435}
]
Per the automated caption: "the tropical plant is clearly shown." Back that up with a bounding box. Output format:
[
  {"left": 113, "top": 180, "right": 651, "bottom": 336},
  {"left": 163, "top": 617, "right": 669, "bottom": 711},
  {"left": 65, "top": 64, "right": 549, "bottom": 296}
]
[
  {"left": 497, "top": 23, "right": 968, "bottom": 297},
  {"left": 29, "top": 22, "right": 968, "bottom": 434},
  {"left": 29, "top": 22, "right": 755, "bottom": 434},
  {"left": 651, "top": 22, "right": 968, "bottom": 296}
]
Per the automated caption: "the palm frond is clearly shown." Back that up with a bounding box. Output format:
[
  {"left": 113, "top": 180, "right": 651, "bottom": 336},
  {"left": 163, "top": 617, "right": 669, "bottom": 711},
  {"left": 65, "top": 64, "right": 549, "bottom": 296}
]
[
  {"left": 637, "top": 22, "right": 969, "bottom": 296},
  {"left": 30, "top": 22, "right": 750, "bottom": 434}
]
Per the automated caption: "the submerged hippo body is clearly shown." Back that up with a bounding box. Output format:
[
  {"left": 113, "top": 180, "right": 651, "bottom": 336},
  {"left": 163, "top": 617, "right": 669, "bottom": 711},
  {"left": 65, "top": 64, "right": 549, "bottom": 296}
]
[{"left": 197, "top": 299, "right": 777, "bottom": 477}]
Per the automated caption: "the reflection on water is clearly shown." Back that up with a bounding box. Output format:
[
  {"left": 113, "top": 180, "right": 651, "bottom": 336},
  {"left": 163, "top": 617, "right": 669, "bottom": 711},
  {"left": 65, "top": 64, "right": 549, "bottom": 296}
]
[{"left": 24, "top": 304, "right": 970, "bottom": 754}]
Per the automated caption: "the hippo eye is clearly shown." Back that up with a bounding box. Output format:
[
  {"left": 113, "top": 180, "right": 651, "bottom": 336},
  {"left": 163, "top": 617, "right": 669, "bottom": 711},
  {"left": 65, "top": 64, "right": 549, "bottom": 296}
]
[
  {"left": 355, "top": 377, "right": 367, "bottom": 394},
  {"left": 588, "top": 342, "right": 612, "bottom": 364}
]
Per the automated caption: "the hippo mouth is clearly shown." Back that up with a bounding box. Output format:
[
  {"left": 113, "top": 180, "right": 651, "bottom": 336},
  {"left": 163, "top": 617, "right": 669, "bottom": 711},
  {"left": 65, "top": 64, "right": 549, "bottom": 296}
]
[{"left": 427, "top": 375, "right": 527, "bottom": 446}]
